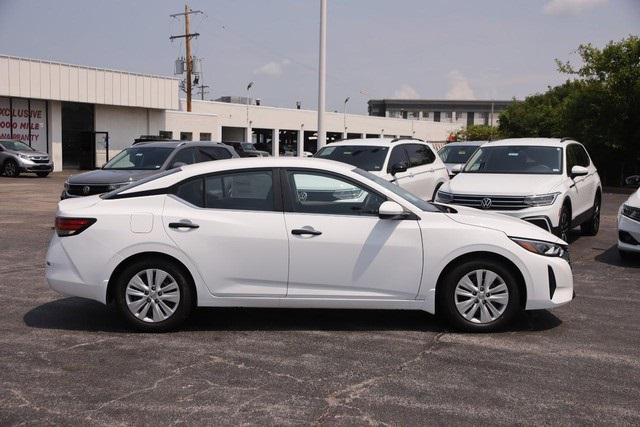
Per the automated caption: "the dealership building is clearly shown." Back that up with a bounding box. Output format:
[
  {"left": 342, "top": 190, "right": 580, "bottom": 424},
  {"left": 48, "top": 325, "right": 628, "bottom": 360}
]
[{"left": 1, "top": 54, "right": 459, "bottom": 172}]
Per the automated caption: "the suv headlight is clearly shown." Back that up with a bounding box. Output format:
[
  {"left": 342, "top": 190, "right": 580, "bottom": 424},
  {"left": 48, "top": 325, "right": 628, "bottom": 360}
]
[
  {"left": 510, "top": 237, "right": 568, "bottom": 258},
  {"left": 523, "top": 193, "right": 559, "bottom": 207},
  {"left": 622, "top": 204, "right": 640, "bottom": 222},
  {"left": 436, "top": 190, "right": 454, "bottom": 203},
  {"left": 17, "top": 153, "right": 30, "bottom": 160}
]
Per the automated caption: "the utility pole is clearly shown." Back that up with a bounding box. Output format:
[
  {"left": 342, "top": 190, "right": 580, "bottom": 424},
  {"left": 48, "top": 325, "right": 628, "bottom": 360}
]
[
  {"left": 317, "top": 0, "right": 327, "bottom": 149},
  {"left": 196, "top": 84, "right": 210, "bottom": 100},
  {"left": 170, "top": 3, "right": 202, "bottom": 112}
]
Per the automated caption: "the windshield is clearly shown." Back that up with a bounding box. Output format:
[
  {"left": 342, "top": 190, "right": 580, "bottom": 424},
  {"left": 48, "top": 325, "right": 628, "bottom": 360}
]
[
  {"left": 354, "top": 168, "right": 440, "bottom": 212},
  {"left": 315, "top": 145, "right": 389, "bottom": 171},
  {"left": 241, "top": 143, "right": 255, "bottom": 151},
  {"left": 438, "top": 144, "right": 479, "bottom": 164},
  {"left": 0, "top": 140, "right": 35, "bottom": 152},
  {"left": 103, "top": 146, "right": 174, "bottom": 170},
  {"left": 464, "top": 145, "right": 563, "bottom": 174}
]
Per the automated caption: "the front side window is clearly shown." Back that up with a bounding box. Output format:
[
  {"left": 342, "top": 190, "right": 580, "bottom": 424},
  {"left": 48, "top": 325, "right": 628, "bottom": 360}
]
[
  {"left": 314, "top": 145, "right": 389, "bottom": 172},
  {"left": 464, "top": 145, "right": 563, "bottom": 175},
  {"left": 103, "top": 146, "right": 174, "bottom": 170},
  {"left": 287, "top": 171, "right": 385, "bottom": 216},
  {"left": 438, "top": 144, "right": 480, "bottom": 164},
  {"left": 170, "top": 148, "right": 197, "bottom": 167},
  {"left": 573, "top": 144, "right": 590, "bottom": 167},
  {"left": 404, "top": 144, "right": 435, "bottom": 167}
]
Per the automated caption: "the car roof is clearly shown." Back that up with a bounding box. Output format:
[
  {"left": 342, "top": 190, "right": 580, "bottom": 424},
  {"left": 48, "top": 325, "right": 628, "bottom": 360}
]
[
  {"left": 482, "top": 138, "right": 574, "bottom": 148},
  {"left": 322, "top": 138, "right": 431, "bottom": 147},
  {"left": 443, "top": 140, "right": 487, "bottom": 147},
  {"left": 120, "top": 157, "right": 355, "bottom": 194},
  {"left": 133, "top": 141, "right": 232, "bottom": 149}
]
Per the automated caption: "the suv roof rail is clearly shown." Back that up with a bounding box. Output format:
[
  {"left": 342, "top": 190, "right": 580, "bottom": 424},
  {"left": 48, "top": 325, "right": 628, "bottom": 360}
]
[
  {"left": 560, "top": 137, "right": 573, "bottom": 142},
  {"left": 390, "top": 137, "right": 424, "bottom": 143}
]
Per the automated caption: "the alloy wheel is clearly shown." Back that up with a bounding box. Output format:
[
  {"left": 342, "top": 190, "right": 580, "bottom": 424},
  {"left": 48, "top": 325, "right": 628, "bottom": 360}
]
[
  {"left": 4, "top": 161, "right": 17, "bottom": 177},
  {"left": 560, "top": 207, "right": 570, "bottom": 242},
  {"left": 125, "top": 269, "right": 181, "bottom": 323},
  {"left": 454, "top": 269, "right": 509, "bottom": 324}
]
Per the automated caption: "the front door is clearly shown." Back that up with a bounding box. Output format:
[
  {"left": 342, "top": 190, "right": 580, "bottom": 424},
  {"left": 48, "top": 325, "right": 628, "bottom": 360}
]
[
  {"left": 282, "top": 169, "right": 423, "bottom": 299},
  {"left": 163, "top": 169, "right": 289, "bottom": 297}
]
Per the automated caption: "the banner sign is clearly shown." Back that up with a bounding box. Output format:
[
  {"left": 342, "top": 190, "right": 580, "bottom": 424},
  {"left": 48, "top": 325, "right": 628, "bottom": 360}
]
[{"left": 0, "top": 97, "right": 48, "bottom": 152}]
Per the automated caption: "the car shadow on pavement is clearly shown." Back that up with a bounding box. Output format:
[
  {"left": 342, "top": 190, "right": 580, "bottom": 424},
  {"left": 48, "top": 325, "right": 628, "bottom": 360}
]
[
  {"left": 595, "top": 244, "right": 640, "bottom": 268},
  {"left": 24, "top": 297, "right": 562, "bottom": 334}
]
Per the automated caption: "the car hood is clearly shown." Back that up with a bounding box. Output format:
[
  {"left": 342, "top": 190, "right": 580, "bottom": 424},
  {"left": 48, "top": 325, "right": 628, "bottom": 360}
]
[
  {"left": 67, "top": 169, "right": 159, "bottom": 185},
  {"left": 625, "top": 189, "right": 640, "bottom": 208},
  {"left": 8, "top": 149, "right": 49, "bottom": 158},
  {"left": 444, "top": 205, "right": 566, "bottom": 244},
  {"left": 444, "top": 173, "right": 561, "bottom": 196}
]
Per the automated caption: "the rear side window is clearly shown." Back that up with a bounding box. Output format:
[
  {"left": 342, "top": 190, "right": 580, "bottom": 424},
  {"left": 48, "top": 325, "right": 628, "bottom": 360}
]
[
  {"left": 387, "top": 146, "right": 410, "bottom": 172},
  {"left": 170, "top": 148, "right": 197, "bottom": 167},
  {"left": 175, "top": 178, "right": 204, "bottom": 207},
  {"left": 404, "top": 144, "right": 435, "bottom": 167},
  {"left": 199, "top": 146, "right": 233, "bottom": 161}
]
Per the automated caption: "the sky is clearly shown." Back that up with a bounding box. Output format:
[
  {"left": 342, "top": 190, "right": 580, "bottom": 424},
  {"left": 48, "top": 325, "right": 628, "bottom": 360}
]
[{"left": 0, "top": 0, "right": 638, "bottom": 114}]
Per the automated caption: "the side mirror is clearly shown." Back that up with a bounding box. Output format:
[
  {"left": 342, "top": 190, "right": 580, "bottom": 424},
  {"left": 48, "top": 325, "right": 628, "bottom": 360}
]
[
  {"left": 171, "top": 161, "right": 187, "bottom": 169},
  {"left": 378, "top": 201, "right": 406, "bottom": 219},
  {"left": 389, "top": 162, "right": 408, "bottom": 176},
  {"left": 451, "top": 164, "right": 463, "bottom": 175},
  {"left": 570, "top": 165, "right": 588, "bottom": 178},
  {"left": 625, "top": 175, "right": 640, "bottom": 187}
]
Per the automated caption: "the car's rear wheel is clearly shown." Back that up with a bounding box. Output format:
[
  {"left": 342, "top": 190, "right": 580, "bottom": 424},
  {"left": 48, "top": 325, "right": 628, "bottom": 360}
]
[
  {"left": 115, "top": 259, "right": 194, "bottom": 332},
  {"left": 439, "top": 258, "right": 521, "bottom": 332},
  {"left": 581, "top": 193, "right": 601, "bottom": 236},
  {"left": 36, "top": 172, "right": 50, "bottom": 178},
  {"left": 3, "top": 159, "right": 20, "bottom": 177}
]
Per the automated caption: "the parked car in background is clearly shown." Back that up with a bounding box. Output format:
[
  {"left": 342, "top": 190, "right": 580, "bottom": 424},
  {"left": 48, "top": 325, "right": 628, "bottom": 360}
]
[
  {"left": 226, "top": 141, "right": 270, "bottom": 157},
  {"left": 0, "top": 139, "right": 54, "bottom": 177},
  {"left": 46, "top": 157, "right": 573, "bottom": 332},
  {"left": 436, "top": 138, "right": 602, "bottom": 242},
  {"left": 618, "top": 185, "right": 640, "bottom": 259},
  {"left": 437, "top": 140, "right": 485, "bottom": 177},
  {"left": 61, "top": 141, "right": 238, "bottom": 199},
  {"left": 314, "top": 138, "right": 449, "bottom": 200}
]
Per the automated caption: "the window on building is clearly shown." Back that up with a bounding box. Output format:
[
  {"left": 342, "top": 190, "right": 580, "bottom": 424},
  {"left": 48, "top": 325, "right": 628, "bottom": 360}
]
[
  {"left": 407, "top": 111, "right": 418, "bottom": 119},
  {"left": 180, "top": 132, "right": 192, "bottom": 141},
  {"left": 0, "top": 96, "right": 48, "bottom": 153},
  {"left": 422, "top": 111, "right": 430, "bottom": 120},
  {"left": 159, "top": 130, "right": 173, "bottom": 139},
  {"left": 199, "top": 132, "right": 211, "bottom": 141},
  {"left": 444, "top": 112, "right": 453, "bottom": 122},
  {"left": 433, "top": 112, "right": 441, "bottom": 122},
  {"left": 455, "top": 112, "right": 465, "bottom": 122},
  {"left": 467, "top": 112, "right": 475, "bottom": 127},
  {"left": 483, "top": 112, "right": 490, "bottom": 126}
]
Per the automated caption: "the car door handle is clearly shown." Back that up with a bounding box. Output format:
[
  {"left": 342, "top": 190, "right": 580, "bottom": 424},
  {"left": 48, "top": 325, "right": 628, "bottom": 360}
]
[
  {"left": 291, "top": 228, "right": 322, "bottom": 236},
  {"left": 169, "top": 221, "right": 199, "bottom": 229}
]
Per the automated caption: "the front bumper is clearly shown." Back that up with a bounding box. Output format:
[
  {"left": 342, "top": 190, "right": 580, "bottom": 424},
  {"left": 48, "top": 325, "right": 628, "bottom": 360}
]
[
  {"left": 524, "top": 253, "right": 574, "bottom": 310},
  {"left": 17, "top": 158, "right": 53, "bottom": 173},
  {"left": 488, "top": 204, "right": 562, "bottom": 234},
  {"left": 618, "top": 213, "right": 640, "bottom": 253}
]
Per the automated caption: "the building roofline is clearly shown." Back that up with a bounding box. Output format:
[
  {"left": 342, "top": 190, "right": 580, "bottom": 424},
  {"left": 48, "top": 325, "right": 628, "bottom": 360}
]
[
  {"left": 0, "top": 53, "right": 179, "bottom": 81},
  {"left": 368, "top": 99, "right": 516, "bottom": 105}
]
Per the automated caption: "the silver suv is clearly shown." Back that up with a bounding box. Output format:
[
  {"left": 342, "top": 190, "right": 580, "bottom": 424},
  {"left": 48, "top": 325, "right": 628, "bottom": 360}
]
[{"left": 0, "top": 139, "right": 54, "bottom": 177}]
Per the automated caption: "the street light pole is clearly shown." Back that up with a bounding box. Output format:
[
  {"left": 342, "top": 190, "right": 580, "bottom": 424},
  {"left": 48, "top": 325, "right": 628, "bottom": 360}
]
[
  {"left": 246, "top": 81, "right": 253, "bottom": 124},
  {"left": 317, "top": 0, "right": 327, "bottom": 150},
  {"left": 343, "top": 96, "right": 350, "bottom": 136}
]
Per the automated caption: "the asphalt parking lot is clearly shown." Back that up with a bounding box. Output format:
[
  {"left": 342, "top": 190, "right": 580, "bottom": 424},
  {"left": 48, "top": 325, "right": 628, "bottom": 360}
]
[{"left": 1, "top": 172, "right": 639, "bottom": 425}]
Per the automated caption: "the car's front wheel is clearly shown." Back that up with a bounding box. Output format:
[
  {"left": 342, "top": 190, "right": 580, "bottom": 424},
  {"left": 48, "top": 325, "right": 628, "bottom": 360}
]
[
  {"left": 3, "top": 159, "right": 20, "bottom": 177},
  {"left": 439, "top": 258, "right": 521, "bottom": 332},
  {"left": 115, "top": 258, "right": 194, "bottom": 332}
]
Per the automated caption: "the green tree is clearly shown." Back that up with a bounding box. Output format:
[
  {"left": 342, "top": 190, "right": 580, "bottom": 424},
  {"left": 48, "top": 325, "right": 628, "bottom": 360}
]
[
  {"left": 499, "top": 36, "right": 640, "bottom": 184},
  {"left": 454, "top": 124, "right": 502, "bottom": 141}
]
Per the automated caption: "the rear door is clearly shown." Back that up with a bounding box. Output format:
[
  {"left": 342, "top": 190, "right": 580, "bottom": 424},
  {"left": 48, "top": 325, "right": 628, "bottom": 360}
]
[
  {"left": 387, "top": 145, "right": 414, "bottom": 189},
  {"left": 163, "top": 168, "right": 289, "bottom": 297},
  {"left": 282, "top": 168, "right": 423, "bottom": 299},
  {"left": 566, "top": 144, "right": 590, "bottom": 217},
  {"left": 402, "top": 143, "right": 438, "bottom": 199}
]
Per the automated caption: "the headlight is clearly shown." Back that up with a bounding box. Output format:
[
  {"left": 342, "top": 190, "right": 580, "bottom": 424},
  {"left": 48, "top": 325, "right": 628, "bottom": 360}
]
[
  {"left": 64, "top": 181, "right": 70, "bottom": 190},
  {"left": 436, "top": 190, "right": 454, "bottom": 203},
  {"left": 622, "top": 204, "right": 640, "bottom": 222},
  {"left": 523, "top": 193, "right": 559, "bottom": 207},
  {"left": 107, "top": 183, "right": 129, "bottom": 191},
  {"left": 17, "top": 153, "right": 30, "bottom": 160},
  {"left": 510, "top": 237, "right": 568, "bottom": 258}
]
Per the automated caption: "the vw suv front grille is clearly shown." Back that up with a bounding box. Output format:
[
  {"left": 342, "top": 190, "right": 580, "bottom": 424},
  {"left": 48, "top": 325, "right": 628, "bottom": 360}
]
[{"left": 449, "top": 194, "right": 529, "bottom": 211}]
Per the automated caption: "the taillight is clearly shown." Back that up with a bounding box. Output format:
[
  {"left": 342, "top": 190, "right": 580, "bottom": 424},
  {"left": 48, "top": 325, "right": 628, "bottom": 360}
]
[{"left": 55, "top": 217, "right": 96, "bottom": 237}]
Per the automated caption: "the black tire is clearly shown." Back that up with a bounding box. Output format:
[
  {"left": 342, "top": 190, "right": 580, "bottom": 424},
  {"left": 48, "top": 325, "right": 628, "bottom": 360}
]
[
  {"left": 3, "top": 159, "right": 20, "bottom": 177},
  {"left": 556, "top": 202, "right": 571, "bottom": 242},
  {"left": 114, "top": 258, "right": 194, "bottom": 332},
  {"left": 432, "top": 182, "right": 443, "bottom": 202},
  {"left": 438, "top": 258, "right": 521, "bottom": 332},
  {"left": 36, "top": 172, "right": 50, "bottom": 178},
  {"left": 581, "top": 193, "right": 601, "bottom": 236}
]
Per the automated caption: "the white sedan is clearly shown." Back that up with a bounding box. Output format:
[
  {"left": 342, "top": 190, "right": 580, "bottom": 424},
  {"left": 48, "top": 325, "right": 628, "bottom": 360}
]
[{"left": 46, "top": 157, "right": 574, "bottom": 332}]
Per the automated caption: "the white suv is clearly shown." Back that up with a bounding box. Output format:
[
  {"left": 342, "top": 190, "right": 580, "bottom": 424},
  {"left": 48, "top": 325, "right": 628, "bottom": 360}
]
[
  {"left": 436, "top": 138, "right": 602, "bottom": 241},
  {"left": 314, "top": 138, "right": 449, "bottom": 200}
]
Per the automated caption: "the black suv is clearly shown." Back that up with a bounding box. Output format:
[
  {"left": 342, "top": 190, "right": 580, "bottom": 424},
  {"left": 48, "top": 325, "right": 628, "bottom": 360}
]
[
  {"left": 225, "top": 141, "right": 270, "bottom": 157},
  {"left": 61, "top": 141, "right": 238, "bottom": 199}
]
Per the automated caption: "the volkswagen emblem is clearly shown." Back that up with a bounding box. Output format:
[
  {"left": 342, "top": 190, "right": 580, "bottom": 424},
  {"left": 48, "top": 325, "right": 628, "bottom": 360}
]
[
  {"left": 82, "top": 186, "right": 91, "bottom": 195},
  {"left": 480, "top": 197, "right": 493, "bottom": 209}
]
